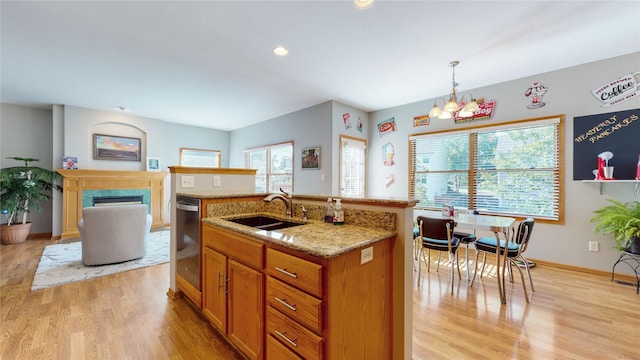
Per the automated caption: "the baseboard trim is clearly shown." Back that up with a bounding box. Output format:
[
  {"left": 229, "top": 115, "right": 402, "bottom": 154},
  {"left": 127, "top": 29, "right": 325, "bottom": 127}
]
[
  {"left": 27, "top": 232, "right": 52, "bottom": 240},
  {"left": 167, "top": 287, "right": 184, "bottom": 300},
  {"left": 529, "top": 257, "right": 637, "bottom": 282},
  {"left": 457, "top": 247, "right": 637, "bottom": 283}
]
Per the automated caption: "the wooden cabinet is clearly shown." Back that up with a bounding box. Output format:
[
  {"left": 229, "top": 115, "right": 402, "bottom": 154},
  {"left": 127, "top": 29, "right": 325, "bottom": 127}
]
[
  {"left": 202, "top": 224, "right": 264, "bottom": 360},
  {"left": 265, "top": 239, "right": 393, "bottom": 360},
  {"left": 202, "top": 221, "right": 393, "bottom": 360},
  {"left": 202, "top": 247, "right": 226, "bottom": 330},
  {"left": 228, "top": 259, "right": 263, "bottom": 360},
  {"left": 266, "top": 334, "right": 303, "bottom": 360},
  {"left": 265, "top": 249, "right": 325, "bottom": 360}
]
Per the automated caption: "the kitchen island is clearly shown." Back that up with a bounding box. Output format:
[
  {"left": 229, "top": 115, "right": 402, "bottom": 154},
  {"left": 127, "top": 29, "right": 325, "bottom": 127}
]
[{"left": 168, "top": 190, "right": 416, "bottom": 360}]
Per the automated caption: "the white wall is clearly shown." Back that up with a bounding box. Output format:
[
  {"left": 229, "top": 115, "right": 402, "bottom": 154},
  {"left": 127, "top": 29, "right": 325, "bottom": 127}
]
[
  {"left": 0, "top": 103, "right": 55, "bottom": 234},
  {"left": 162, "top": 121, "right": 230, "bottom": 169},
  {"left": 1, "top": 103, "right": 231, "bottom": 236},
  {"left": 62, "top": 105, "right": 230, "bottom": 171},
  {"left": 229, "top": 101, "right": 333, "bottom": 195},
  {"left": 331, "top": 102, "right": 370, "bottom": 195},
  {"left": 368, "top": 52, "right": 640, "bottom": 273}
]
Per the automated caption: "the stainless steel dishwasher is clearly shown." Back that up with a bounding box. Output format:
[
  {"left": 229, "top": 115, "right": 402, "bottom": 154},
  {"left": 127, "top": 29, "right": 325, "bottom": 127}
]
[{"left": 176, "top": 196, "right": 201, "bottom": 291}]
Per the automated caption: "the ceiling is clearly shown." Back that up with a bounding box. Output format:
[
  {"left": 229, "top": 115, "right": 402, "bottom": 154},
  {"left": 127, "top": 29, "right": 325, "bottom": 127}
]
[{"left": 2, "top": 1, "right": 639, "bottom": 131}]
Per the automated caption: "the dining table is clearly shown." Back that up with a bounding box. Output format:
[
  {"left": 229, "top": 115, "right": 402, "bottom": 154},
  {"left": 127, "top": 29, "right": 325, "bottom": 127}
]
[{"left": 414, "top": 210, "right": 516, "bottom": 304}]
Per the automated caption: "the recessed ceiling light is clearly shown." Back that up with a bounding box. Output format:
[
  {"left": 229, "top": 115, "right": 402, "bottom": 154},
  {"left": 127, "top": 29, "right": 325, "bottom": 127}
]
[
  {"left": 354, "top": 0, "right": 374, "bottom": 9},
  {"left": 273, "top": 46, "right": 289, "bottom": 56}
]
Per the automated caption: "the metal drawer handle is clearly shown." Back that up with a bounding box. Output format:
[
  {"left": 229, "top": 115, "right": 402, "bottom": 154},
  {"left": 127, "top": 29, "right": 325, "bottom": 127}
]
[
  {"left": 217, "top": 271, "right": 229, "bottom": 294},
  {"left": 275, "top": 330, "right": 298, "bottom": 348},
  {"left": 274, "top": 297, "right": 297, "bottom": 312},
  {"left": 275, "top": 266, "right": 298, "bottom": 279},
  {"left": 217, "top": 271, "right": 224, "bottom": 293}
]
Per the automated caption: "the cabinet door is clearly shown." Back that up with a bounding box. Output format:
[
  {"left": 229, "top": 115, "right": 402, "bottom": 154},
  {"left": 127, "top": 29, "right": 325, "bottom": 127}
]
[
  {"left": 228, "top": 259, "right": 264, "bottom": 360},
  {"left": 202, "top": 247, "right": 227, "bottom": 332}
]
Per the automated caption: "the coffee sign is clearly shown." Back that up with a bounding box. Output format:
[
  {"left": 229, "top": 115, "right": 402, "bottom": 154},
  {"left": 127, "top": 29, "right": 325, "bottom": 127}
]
[{"left": 592, "top": 71, "right": 640, "bottom": 107}]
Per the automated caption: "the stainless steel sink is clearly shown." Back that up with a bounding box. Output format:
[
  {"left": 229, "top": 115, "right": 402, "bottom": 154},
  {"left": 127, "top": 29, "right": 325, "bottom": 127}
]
[{"left": 227, "top": 216, "right": 304, "bottom": 231}]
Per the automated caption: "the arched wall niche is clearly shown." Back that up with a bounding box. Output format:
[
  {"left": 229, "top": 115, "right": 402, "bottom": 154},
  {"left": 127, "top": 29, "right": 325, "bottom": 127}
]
[{"left": 87, "top": 121, "right": 148, "bottom": 171}]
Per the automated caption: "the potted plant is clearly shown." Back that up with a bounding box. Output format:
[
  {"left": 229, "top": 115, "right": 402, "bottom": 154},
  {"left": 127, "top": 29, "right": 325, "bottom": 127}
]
[
  {"left": 0, "top": 157, "right": 63, "bottom": 245},
  {"left": 591, "top": 199, "right": 640, "bottom": 254}
]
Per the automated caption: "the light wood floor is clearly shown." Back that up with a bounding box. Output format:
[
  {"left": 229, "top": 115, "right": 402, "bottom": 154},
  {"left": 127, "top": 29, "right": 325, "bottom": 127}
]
[
  {"left": 0, "top": 236, "right": 243, "bottom": 360},
  {"left": 3, "top": 236, "right": 640, "bottom": 359},
  {"left": 412, "top": 251, "right": 640, "bottom": 359}
]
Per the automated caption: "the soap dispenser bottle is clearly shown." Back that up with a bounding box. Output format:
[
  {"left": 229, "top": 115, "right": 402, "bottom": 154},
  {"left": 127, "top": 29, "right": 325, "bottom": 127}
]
[
  {"left": 333, "top": 199, "right": 344, "bottom": 225},
  {"left": 324, "top": 197, "right": 334, "bottom": 223}
]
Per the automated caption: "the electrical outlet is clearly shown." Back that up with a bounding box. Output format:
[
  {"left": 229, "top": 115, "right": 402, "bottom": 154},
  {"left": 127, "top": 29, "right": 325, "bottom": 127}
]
[
  {"left": 213, "top": 176, "right": 221, "bottom": 187},
  {"left": 589, "top": 241, "right": 599, "bottom": 252},
  {"left": 360, "top": 246, "right": 373, "bottom": 264},
  {"left": 181, "top": 175, "right": 195, "bottom": 188}
]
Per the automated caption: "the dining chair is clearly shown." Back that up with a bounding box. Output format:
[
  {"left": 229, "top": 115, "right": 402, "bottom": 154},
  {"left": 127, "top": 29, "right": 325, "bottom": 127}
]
[
  {"left": 453, "top": 231, "right": 476, "bottom": 280},
  {"left": 471, "top": 218, "right": 535, "bottom": 302},
  {"left": 416, "top": 216, "right": 461, "bottom": 294}
]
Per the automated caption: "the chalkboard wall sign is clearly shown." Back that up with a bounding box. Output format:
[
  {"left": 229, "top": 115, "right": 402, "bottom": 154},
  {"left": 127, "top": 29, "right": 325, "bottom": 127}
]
[{"left": 573, "top": 108, "right": 639, "bottom": 180}]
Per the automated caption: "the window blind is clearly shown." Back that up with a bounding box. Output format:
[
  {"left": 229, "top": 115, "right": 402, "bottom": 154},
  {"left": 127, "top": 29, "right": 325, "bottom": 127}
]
[
  {"left": 410, "top": 116, "right": 563, "bottom": 222},
  {"left": 244, "top": 142, "right": 293, "bottom": 193},
  {"left": 340, "top": 136, "right": 366, "bottom": 198}
]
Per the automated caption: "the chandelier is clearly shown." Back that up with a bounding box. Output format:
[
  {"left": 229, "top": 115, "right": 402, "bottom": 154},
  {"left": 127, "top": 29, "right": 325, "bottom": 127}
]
[{"left": 429, "top": 60, "right": 479, "bottom": 120}]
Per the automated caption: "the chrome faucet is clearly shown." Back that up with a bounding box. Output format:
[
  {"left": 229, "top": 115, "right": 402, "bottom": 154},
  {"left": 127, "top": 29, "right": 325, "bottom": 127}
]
[{"left": 263, "top": 188, "right": 293, "bottom": 218}]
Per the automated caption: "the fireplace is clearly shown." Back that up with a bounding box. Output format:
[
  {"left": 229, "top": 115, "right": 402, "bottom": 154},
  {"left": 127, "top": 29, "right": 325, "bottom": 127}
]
[
  {"left": 93, "top": 195, "right": 144, "bottom": 206},
  {"left": 82, "top": 189, "right": 151, "bottom": 209},
  {"left": 56, "top": 169, "right": 167, "bottom": 239}
]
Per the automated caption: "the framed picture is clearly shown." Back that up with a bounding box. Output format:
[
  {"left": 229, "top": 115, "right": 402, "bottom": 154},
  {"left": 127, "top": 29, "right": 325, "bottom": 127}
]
[
  {"left": 93, "top": 134, "right": 141, "bottom": 161},
  {"left": 146, "top": 157, "right": 161, "bottom": 172},
  {"left": 302, "top": 146, "right": 320, "bottom": 170},
  {"left": 62, "top": 156, "right": 78, "bottom": 170}
]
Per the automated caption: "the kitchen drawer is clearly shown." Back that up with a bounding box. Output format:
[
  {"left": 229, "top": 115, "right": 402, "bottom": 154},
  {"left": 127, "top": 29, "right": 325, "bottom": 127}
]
[
  {"left": 266, "top": 307, "right": 323, "bottom": 360},
  {"left": 266, "top": 248, "right": 322, "bottom": 297},
  {"left": 203, "top": 224, "right": 264, "bottom": 269},
  {"left": 266, "top": 276, "right": 323, "bottom": 334},
  {"left": 266, "top": 334, "right": 303, "bottom": 360}
]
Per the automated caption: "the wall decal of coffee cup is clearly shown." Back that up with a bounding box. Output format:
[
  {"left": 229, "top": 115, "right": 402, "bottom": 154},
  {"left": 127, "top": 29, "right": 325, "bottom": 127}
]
[
  {"left": 604, "top": 166, "right": 615, "bottom": 179},
  {"left": 592, "top": 71, "right": 640, "bottom": 107},
  {"left": 524, "top": 81, "right": 548, "bottom": 109}
]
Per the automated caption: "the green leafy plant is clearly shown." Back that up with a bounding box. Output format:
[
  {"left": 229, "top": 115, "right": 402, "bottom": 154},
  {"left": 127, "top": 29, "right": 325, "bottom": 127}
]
[
  {"left": 591, "top": 199, "right": 640, "bottom": 252},
  {"left": 0, "top": 157, "right": 63, "bottom": 226}
]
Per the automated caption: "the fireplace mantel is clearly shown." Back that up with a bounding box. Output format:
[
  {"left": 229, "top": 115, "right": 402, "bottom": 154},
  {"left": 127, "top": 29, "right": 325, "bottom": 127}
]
[{"left": 57, "top": 169, "right": 169, "bottom": 239}]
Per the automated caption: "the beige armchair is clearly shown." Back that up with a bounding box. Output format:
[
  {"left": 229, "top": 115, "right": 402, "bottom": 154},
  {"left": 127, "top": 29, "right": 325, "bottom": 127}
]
[{"left": 78, "top": 204, "right": 152, "bottom": 266}]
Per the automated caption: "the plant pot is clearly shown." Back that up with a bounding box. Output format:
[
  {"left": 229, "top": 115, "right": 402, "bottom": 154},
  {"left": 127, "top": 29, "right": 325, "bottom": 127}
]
[
  {"left": 1, "top": 222, "right": 32, "bottom": 245},
  {"left": 628, "top": 236, "right": 640, "bottom": 255}
]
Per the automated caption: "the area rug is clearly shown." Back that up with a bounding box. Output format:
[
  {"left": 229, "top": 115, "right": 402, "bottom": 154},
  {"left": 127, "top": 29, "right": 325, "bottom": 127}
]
[{"left": 31, "top": 230, "right": 169, "bottom": 291}]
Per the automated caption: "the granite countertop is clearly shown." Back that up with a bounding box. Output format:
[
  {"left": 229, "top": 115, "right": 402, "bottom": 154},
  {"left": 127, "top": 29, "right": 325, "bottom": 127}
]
[{"left": 202, "top": 212, "right": 396, "bottom": 258}]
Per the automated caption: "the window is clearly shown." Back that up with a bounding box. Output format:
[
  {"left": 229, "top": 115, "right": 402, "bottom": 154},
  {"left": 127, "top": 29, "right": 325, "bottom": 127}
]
[
  {"left": 245, "top": 142, "right": 293, "bottom": 193},
  {"left": 410, "top": 116, "right": 563, "bottom": 222},
  {"left": 340, "top": 135, "right": 366, "bottom": 198},
  {"left": 180, "top": 148, "right": 221, "bottom": 167}
]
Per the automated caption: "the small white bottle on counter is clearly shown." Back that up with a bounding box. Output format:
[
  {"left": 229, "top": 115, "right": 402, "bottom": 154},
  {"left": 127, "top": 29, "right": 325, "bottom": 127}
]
[
  {"left": 333, "top": 198, "right": 344, "bottom": 225},
  {"left": 324, "top": 197, "right": 334, "bottom": 223}
]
